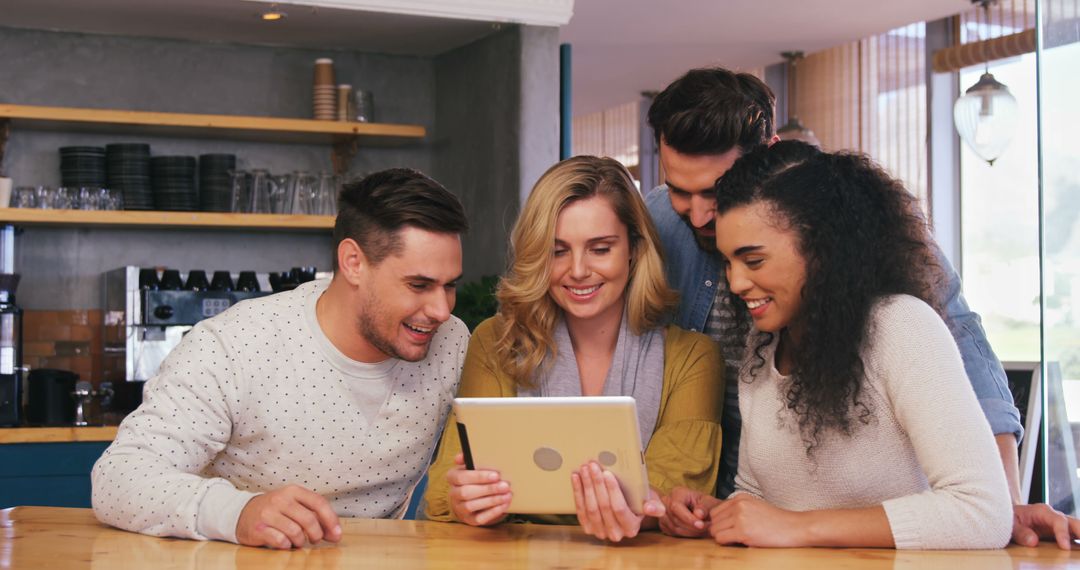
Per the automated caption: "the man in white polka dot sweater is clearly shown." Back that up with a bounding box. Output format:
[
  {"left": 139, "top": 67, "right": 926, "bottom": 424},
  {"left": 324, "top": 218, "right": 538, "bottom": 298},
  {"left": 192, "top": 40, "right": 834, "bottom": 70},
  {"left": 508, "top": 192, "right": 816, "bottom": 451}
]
[{"left": 92, "top": 169, "right": 471, "bottom": 549}]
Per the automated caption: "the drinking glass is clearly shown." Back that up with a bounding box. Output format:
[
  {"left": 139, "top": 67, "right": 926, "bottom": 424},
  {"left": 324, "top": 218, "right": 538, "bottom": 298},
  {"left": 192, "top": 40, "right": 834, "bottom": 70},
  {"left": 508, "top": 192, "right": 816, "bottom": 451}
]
[
  {"left": 54, "top": 187, "right": 78, "bottom": 209},
  {"left": 288, "top": 171, "right": 317, "bottom": 215},
  {"left": 77, "top": 187, "right": 100, "bottom": 210},
  {"left": 96, "top": 188, "right": 121, "bottom": 211},
  {"left": 315, "top": 172, "right": 339, "bottom": 216},
  {"left": 12, "top": 186, "right": 37, "bottom": 208},
  {"left": 354, "top": 90, "right": 374, "bottom": 123},
  {"left": 34, "top": 186, "right": 52, "bottom": 209},
  {"left": 249, "top": 169, "right": 274, "bottom": 214},
  {"left": 229, "top": 170, "right": 252, "bottom": 213}
]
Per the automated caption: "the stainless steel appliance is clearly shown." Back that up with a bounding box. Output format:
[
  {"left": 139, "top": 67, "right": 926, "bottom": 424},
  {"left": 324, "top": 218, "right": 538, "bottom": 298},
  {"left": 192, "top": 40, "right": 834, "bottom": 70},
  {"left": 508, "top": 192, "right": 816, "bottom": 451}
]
[
  {"left": 0, "top": 273, "right": 22, "bottom": 426},
  {"left": 103, "top": 267, "right": 273, "bottom": 387},
  {"left": 25, "top": 368, "right": 77, "bottom": 426}
]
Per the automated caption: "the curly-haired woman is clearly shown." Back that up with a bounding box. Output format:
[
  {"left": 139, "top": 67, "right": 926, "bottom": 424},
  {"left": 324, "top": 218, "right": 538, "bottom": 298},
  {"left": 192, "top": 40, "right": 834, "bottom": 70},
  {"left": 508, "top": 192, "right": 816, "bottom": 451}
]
[
  {"left": 421, "top": 156, "right": 723, "bottom": 542},
  {"left": 664, "top": 141, "right": 1012, "bottom": 550}
]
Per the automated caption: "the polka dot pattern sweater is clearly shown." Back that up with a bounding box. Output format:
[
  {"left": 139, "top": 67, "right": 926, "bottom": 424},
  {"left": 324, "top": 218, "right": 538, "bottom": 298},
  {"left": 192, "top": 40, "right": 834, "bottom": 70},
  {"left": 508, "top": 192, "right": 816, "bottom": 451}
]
[{"left": 91, "top": 279, "right": 468, "bottom": 543}]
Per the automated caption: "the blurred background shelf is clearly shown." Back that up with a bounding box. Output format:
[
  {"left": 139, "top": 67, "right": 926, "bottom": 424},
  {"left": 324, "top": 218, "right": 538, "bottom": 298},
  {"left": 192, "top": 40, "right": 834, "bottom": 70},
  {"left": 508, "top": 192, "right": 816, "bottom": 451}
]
[
  {"left": 0, "top": 104, "right": 426, "bottom": 144},
  {"left": 0, "top": 208, "right": 334, "bottom": 230},
  {"left": 0, "top": 427, "right": 117, "bottom": 444},
  {"left": 0, "top": 103, "right": 426, "bottom": 175}
]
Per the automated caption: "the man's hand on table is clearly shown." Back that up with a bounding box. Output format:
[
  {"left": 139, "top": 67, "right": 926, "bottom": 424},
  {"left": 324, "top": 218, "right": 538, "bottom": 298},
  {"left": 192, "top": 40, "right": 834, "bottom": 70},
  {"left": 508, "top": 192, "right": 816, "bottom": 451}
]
[
  {"left": 1013, "top": 503, "right": 1080, "bottom": 550},
  {"left": 236, "top": 485, "right": 342, "bottom": 549}
]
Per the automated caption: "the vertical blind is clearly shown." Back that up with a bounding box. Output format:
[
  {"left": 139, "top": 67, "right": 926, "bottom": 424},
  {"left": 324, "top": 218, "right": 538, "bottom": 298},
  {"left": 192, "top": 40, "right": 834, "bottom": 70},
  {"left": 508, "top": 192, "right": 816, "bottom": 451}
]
[
  {"left": 572, "top": 67, "right": 766, "bottom": 186},
  {"left": 572, "top": 101, "right": 641, "bottom": 179},
  {"left": 794, "top": 0, "right": 1054, "bottom": 210},
  {"left": 960, "top": 0, "right": 1036, "bottom": 43},
  {"left": 795, "top": 24, "right": 928, "bottom": 208}
]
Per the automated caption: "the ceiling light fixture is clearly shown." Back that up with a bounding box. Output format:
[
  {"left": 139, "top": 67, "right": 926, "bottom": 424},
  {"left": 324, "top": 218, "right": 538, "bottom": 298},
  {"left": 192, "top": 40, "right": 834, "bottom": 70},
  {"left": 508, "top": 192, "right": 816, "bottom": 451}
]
[
  {"left": 776, "top": 51, "right": 821, "bottom": 147},
  {"left": 261, "top": 4, "right": 288, "bottom": 21},
  {"left": 953, "top": 0, "right": 1018, "bottom": 165}
]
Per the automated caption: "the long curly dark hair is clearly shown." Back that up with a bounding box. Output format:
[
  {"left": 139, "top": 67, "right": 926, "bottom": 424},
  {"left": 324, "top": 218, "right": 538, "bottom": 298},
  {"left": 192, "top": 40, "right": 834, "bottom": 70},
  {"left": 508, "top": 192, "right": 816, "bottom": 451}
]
[{"left": 714, "top": 140, "right": 947, "bottom": 454}]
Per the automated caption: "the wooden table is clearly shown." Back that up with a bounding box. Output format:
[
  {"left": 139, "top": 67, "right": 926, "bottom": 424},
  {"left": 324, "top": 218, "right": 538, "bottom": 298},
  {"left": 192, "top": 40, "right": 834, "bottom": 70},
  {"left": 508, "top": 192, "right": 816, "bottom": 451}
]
[{"left": 3, "top": 507, "right": 1080, "bottom": 569}]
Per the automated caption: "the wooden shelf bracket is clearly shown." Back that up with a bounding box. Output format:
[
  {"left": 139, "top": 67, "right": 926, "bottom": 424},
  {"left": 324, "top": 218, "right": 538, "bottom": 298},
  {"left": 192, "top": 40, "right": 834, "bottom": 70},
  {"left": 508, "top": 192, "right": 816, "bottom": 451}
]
[
  {"left": 0, "top": 119, "right": 10, "bottom": 170},
  {"left": 332, "top": 137, "right": 360, "bottom": 176}
]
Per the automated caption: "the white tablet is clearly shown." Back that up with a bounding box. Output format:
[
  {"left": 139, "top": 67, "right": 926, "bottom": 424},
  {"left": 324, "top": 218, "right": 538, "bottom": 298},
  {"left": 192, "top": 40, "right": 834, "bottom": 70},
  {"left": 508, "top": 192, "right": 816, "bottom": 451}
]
[{"left": 452, "top": 396, "right": 649, "bottom": 515}]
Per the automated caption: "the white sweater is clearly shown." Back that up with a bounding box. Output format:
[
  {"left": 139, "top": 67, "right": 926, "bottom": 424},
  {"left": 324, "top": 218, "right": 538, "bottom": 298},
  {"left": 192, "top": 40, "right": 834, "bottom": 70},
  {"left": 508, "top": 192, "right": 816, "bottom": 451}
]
[
  {"left": 91, "top": 279, "right": 468, "bottom": 543},
  {"left": 735, "top": 295, "right": 1012, "bottom": 549}
]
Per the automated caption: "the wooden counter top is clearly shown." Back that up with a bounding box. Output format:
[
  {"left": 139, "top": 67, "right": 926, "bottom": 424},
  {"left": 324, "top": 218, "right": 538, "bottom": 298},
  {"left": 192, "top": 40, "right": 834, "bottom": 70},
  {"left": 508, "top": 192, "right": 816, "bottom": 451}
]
[
  {"left": 0, "top": 426, "right": 117, "bottom": 444},
  {"left": 2, "top": 506, "right": 1078, "bottom": 569}
]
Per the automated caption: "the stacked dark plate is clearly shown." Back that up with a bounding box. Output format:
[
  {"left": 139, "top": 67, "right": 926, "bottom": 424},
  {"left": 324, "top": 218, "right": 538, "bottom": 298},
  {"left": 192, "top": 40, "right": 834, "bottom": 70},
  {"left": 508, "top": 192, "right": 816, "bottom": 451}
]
[
  {"left": 59, "top": 146, "right": 106, "bottom": 188},
  {"left": 198, "top": 154, "right": 236, "bottom": 212},
  {"left": 105, "top": 143, "right": 153, "bottom": 210},
  {"left": 150, "top": 156, "right": 197, "bottom": 211}
]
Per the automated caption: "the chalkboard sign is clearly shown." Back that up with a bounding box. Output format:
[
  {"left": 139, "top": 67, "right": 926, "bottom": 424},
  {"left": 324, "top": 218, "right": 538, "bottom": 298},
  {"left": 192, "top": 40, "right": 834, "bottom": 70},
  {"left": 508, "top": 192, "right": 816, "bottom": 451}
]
[{"left": 1004, "top": 361, "right": 1042, "bottom": 503}]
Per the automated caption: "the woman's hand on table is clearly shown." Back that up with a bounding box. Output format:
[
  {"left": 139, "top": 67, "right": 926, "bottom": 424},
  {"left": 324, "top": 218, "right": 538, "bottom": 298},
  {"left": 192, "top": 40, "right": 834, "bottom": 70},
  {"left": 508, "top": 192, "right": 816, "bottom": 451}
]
[
  {"left": 571, "top": 461, "right": 665, "bottom": 543},
  {"left": 658, "top": 486, "right": 721, "bottom": 538},
  {"left": 708, "top": 493, "right": 807, "bottom": 547},
  {"left": 446, "top": 453, "right": 512, "bottom": 526},
  {"left": 235, "top": 484, "right": 342, "bottom": 549}
]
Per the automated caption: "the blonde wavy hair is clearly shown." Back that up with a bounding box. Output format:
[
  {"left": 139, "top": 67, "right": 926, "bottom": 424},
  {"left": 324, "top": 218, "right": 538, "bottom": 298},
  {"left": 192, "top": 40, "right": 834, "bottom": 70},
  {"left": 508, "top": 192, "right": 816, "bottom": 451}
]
[{"left": 494, "top": 155, "right": 679, "bottom": 388}]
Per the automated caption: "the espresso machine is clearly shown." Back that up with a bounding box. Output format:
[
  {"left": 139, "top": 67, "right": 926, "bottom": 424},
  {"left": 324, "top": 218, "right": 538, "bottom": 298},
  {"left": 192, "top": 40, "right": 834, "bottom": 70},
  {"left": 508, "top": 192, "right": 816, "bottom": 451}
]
[
  {"left": 103, "top": 266, "right": 273, "bottom": 389},
  {"left": 0, "top": 225, "right": 21, "bottom": 427},
  {"left": 0, "top": 274, "right": 22, "bottom": 427}
]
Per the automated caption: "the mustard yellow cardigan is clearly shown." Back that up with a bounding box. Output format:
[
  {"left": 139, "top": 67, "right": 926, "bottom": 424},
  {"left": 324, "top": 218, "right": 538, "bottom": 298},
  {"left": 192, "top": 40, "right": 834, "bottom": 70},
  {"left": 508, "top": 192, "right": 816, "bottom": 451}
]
[{"left": 421, "top": 316, "right": 724, "bottom": 524}]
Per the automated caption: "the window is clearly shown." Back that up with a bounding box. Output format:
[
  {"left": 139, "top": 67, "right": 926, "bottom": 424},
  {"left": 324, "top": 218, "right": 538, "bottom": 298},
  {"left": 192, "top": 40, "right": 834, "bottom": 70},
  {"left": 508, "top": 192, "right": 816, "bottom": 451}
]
[
  {"left": 1038, "top": 0, "right": 1080, "bottom": 513},
  {"left": 958, "top": 53, "right": 1040, "bottom": 364}
]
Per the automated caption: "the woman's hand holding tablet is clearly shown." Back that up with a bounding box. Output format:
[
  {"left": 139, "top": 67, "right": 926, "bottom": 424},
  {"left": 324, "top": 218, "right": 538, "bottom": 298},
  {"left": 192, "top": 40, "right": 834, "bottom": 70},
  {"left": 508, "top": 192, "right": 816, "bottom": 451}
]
[{"left": 571, "top": 461, "right": 666, "bottom": 542}]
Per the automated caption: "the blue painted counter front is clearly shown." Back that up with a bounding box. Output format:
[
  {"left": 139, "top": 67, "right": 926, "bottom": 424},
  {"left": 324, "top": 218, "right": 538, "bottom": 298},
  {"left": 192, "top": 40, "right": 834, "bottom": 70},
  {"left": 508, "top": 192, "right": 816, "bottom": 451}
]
[{"left": 0, "top": 441, "right": 110, "bottom": 508}]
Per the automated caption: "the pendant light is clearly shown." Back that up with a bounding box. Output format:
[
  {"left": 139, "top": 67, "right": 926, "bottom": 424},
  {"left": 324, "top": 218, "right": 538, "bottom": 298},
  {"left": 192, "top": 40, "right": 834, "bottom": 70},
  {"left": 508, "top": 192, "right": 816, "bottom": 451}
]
[
  {"left": 776, "top": 51, "right": 821, "bottom": 146},
  {"left": 953, "top": 0, "right": 1019, "bottom": 165}
]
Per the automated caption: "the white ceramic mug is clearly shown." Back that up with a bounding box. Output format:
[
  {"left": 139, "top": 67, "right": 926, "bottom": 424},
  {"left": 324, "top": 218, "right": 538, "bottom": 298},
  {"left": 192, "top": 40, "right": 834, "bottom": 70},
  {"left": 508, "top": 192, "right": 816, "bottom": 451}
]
[{"left": 0, "top": 178, "right": 12, "bottom": 208}]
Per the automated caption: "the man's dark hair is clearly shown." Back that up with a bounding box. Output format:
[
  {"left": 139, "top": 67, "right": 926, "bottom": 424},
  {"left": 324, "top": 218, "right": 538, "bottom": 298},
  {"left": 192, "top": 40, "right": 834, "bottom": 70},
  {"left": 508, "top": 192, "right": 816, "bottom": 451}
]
[
  {"left": 648, "top": 67, "right": 776, "bottom": 155},
  {"left": 333, "top": 168, "right": 468, "bottom": 269}
]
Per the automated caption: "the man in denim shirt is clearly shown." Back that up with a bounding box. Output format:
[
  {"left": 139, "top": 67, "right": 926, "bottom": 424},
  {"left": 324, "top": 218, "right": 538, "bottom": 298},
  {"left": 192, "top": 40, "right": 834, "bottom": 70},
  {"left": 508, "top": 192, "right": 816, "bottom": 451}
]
[{"left": 649, "top": 67, "right": 1080, "bottom": 547}]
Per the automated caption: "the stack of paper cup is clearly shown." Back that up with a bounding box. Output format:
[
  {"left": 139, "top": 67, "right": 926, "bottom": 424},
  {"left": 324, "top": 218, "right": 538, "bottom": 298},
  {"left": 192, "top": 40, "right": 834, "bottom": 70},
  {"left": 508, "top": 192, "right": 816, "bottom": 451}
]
[{"left": 313, "top": 58, "right": 336, "bottom": 120}]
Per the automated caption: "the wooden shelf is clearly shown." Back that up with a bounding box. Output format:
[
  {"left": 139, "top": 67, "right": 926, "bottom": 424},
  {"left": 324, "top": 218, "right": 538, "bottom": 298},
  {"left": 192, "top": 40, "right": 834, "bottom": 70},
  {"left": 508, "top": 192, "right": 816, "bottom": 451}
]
[
  {"left": 0, "top": 426, "right": 117, "bottom": 444},
  {"left": 0, "top": 208, "right": 334, "bottom": 230},
  {"left": 0, "top": 103, "right": 427, "bottom": 175},
  {"left": 0, "top": 104, "right": 425, "bottom": 145}
]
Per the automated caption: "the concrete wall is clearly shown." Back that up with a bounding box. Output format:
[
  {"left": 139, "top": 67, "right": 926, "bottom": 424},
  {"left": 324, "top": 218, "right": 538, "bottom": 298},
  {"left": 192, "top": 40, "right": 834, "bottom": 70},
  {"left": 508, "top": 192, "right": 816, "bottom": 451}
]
[
  {"left": 517, "top": 27, "right": 560, "bottom": 205},
  {"left": 0, "top": 24, "right": 559, "bottom": 309},
  {"left": 0, "top": 26, "right": 435, "bottom": 309},
  {"left": 431, "top": 26, "right": 559, "bottom": 280}
]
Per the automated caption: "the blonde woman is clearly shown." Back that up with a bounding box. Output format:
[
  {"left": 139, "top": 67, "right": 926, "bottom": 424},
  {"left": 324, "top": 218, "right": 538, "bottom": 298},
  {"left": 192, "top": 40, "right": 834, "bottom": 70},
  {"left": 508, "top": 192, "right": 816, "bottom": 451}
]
[{"left": 422, "top": 156, "right": 722, "bottom": 542}]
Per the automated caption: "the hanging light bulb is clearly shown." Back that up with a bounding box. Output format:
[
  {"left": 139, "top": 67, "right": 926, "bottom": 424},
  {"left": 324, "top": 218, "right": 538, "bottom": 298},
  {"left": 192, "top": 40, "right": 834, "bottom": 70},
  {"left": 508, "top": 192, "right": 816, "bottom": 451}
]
[
  {"left": 776, "top": 51, "right": 821, "bottom": 146},
  {"left": 953, "top": 0, "right": 1018, "bottom": 165}
]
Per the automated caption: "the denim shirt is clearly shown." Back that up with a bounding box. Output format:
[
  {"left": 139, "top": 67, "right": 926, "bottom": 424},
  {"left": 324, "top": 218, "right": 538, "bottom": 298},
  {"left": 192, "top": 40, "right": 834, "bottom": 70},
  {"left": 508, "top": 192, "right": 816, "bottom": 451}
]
[{"left": 645, "top": 186, "right": 1022, "bottom": 496}]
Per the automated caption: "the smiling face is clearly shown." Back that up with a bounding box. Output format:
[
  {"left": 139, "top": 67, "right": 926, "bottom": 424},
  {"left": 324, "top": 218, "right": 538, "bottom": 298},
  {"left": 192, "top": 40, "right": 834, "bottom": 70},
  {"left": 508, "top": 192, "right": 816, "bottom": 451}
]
[
  {"left": 659, "top": 142, "right": 743, "bottom": 252},
  {"left": 714, "top": 201, "right": 808, "bottom": 335},
  {"left": 355, "top": 226, "right": 462, "bottom": 362},
  {"left": 547, "top": 196, "right": 632, "bottom": 327}
]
